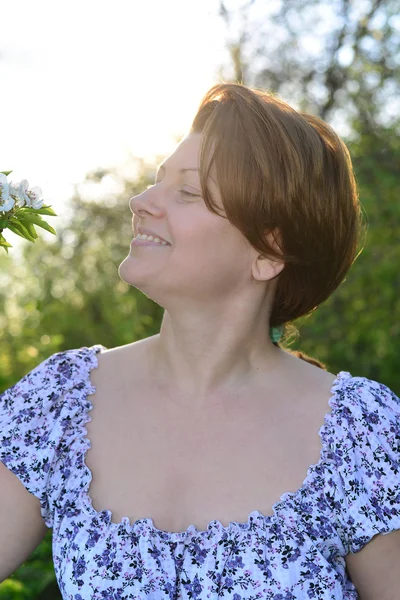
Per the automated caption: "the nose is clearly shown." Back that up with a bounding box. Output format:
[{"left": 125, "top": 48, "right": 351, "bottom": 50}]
[{"left": 129, "top": 186, "right": 163, "bottom": 217}]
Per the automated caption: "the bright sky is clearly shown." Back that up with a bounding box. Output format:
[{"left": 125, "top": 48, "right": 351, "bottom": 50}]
[{"left": 1, "top": 0, "right": 230, "bottom": 252}]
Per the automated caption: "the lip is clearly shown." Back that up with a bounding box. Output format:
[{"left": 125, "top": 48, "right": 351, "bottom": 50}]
[{"left": 135, "top": 226, "right": 170, "bottom": 245}]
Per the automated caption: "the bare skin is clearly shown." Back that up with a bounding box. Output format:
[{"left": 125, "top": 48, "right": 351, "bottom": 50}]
[{"left": 86, "top": 335, "right": 338, "bottom": 534}]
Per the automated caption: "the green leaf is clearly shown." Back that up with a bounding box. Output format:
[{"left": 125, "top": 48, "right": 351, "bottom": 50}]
[
  {"left": 8, "top": 219, "right": 37, "bottom": 242},
  {"left": 0, "top": 232, "right": 12, "bottom": 253},
  {"left": 18, "top": 219, "right": 38, "bottom": 240},
  {"left": 18, "top": 213, "right": 57, "bottom": 235},
  {"left": 0, "top": 170, "right": 12, "bottom": 177},
  {"left": 33, "top": 205, "right": 57, "bottom": 217},
  {"left": 15, "top": 205, "right": 57, "bottom": 217}
]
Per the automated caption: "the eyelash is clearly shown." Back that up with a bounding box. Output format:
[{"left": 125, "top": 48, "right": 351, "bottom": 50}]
[
  {"left": 151, "top": 181, "right": 200, "bottom": 199},
  {"left": 180, "top": 190, "right": 199, "bottom": 198}
]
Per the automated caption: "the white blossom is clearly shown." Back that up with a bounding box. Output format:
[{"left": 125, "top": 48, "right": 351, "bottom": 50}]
[
  {"left": 9, "top": 179, "right": 31, "bottom": 207},
  {"left": 8, "top": 180, "right": 44, "bottom": 210},
  {"left": 0, "top": 173, "right": 14, "bottom": 212},
  {"left": 0, "top": 171, "right": 54, "bottom": 252},
  {"left": 27, "top": 186, "right": 44, "bottom": 209}
]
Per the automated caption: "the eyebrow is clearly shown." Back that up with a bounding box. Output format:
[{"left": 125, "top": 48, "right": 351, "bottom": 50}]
[
  {"left": 157, "top": 163, "right": 199, "bottom": 176},
  {"left": 157, "top": 162, "right": 216, "bottom": 184}
]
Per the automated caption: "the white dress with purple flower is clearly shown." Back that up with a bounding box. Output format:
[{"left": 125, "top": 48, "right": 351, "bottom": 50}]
[{"left": 1, "top": 345, "right": 399, "bottom": 599}]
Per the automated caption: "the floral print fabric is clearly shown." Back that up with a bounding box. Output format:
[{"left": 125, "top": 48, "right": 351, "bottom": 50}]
[{"left": 1, "top": 344, "right": 399, "bottom": 599}]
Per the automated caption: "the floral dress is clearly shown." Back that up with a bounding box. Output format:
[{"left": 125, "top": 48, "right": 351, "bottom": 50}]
[{"left": 0, "top": 345, "right": 399, "bottom": 599}]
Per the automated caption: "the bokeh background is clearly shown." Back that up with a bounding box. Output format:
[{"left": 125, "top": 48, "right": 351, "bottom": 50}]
[{"left": 1, "top": 0, "right": 399, "bottom": 597}]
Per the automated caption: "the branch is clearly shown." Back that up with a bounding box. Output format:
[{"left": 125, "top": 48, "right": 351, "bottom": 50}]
[{"left": 321, "top": 0, "right": 384, "bottom": 119}]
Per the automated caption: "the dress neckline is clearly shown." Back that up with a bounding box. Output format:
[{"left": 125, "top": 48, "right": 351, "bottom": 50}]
[{"left": 78, "top": 343, "right": 353, "bottom": 541}]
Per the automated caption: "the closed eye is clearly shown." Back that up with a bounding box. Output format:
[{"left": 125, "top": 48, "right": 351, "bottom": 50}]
[
  {"left": 180, "top": 190, "right": 200, "bottom": 198},
  {"left": 147, "top": 182, "right": 200, "bottom": 199}
]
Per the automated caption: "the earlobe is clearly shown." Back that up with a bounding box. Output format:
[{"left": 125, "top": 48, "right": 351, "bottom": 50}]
[
  {"left": 249, "top": 227, "right": 284, "bottom": 282},
  {"left": 252, "top": 255, "right": 284, "bottom": 282}
]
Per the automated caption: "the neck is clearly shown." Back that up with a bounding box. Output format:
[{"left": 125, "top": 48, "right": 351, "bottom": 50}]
[{"left": 147, "top": 310, "right": 286, "bottom": 409}]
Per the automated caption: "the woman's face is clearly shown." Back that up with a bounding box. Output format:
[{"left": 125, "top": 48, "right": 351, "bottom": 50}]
[{"left": 118, "top": 133, "right": 265, "bottom": 308}]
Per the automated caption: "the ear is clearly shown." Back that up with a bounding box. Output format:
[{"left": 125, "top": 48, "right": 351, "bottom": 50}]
[
  {"left": 252, "top": 254, "right": 285, "bottom": 282},
  {"left": 252, "top": 229, "right": 285, "bottom": 282}
]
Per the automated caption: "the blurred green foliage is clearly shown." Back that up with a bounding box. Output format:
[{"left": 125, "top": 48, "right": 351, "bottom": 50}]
[
  {"left": 290, "top": 123, "right": 400, "bottom": 387},
  {"left": 0, "top": 536, "right": 55, "bottom": 600},
  {"left": 0, "top": 0, "right": 399, "bottom": 597}
]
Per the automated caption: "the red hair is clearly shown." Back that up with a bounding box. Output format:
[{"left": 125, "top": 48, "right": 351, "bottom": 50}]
[{"left": 190, "top": 83, "right": 366, "bottom": 369}]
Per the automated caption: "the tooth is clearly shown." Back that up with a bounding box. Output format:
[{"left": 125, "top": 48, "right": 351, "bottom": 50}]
[{"left": 136, "top": 233, "right": 168, "bottom": 245}]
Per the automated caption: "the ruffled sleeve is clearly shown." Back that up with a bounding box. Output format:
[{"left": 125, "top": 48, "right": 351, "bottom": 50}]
[
  {"left": 329, "top": 375, "right": 400, "bottom": 554},
  {"left": 0, "top": 348, "right": 96, "bottom": 528}
]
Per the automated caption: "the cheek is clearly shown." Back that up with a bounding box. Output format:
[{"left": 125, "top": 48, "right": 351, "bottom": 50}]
[
  {"left": 172, "top": 214, "right": 250, "bottom": 271},
  {"left": 181, "top": 231, "right": 249, "bottom": 277}
]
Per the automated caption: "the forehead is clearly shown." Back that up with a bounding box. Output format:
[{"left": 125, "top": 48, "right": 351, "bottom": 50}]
[
  {"left": 161, "top": 133, "right": 202, "bottom": 168},
  {"left": 159, "top": 133, "right": 218, "bottom": 184}
]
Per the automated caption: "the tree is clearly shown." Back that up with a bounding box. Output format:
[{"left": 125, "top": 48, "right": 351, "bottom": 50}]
[{"left": 217, "top": 0, "right": 400, "bottom": 133}]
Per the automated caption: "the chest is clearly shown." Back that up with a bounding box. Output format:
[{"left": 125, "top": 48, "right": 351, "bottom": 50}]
[{"left": 85, "top": 356, "right": 335, "bottom": 534}]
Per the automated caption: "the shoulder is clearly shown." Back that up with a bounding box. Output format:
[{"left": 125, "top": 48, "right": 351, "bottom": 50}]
[
  {"left": 0, "top": 345, "right": 104, "bottom": 527},
  {"left": 98, "top": 336, "right": 154, "bottom": 360},
  {"left": 0, "top": 345, "right": 107, "bottom": 441},
  {"left": 93, "top": 337, "right": 155, "bottom": 381},
  {"left": 1, "top": 345, "right": 104, "bottom": 405},
  {"left": 327, "top": 370, "right": 400, "bottom": 467},
  {"left": 325, "top": 372, "right": 400, "bottom": 555},
  {"left": 331, "top": 373, "right": 399, "bottom": 435},
  {"left": 338, "top": 376, "right": 400, "bottom": 598}
]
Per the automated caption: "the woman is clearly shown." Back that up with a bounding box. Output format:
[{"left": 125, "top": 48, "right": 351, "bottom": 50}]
[{"left": 1, "top": 83, "right": 399, "bottom": 599}]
